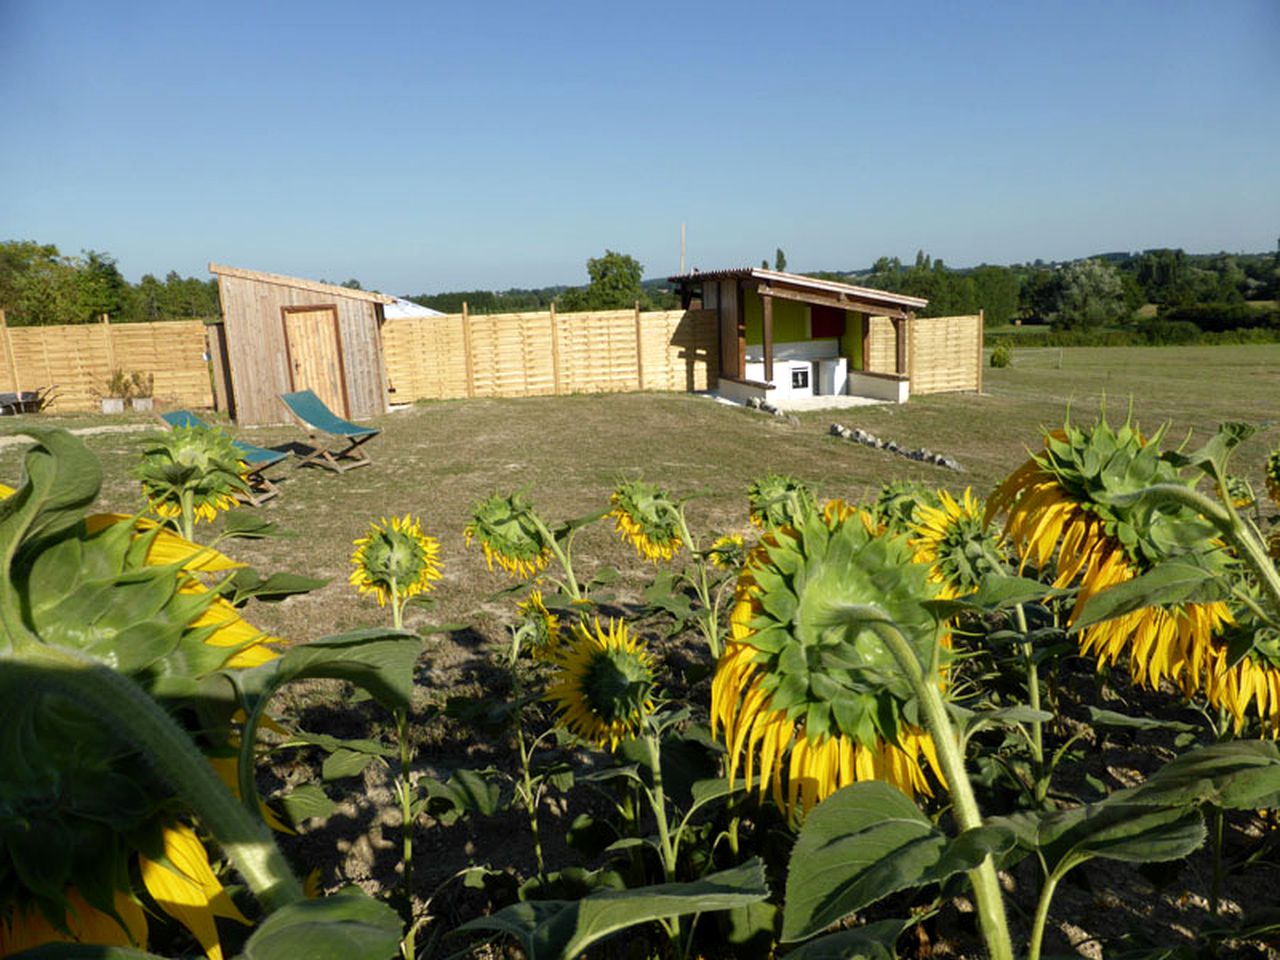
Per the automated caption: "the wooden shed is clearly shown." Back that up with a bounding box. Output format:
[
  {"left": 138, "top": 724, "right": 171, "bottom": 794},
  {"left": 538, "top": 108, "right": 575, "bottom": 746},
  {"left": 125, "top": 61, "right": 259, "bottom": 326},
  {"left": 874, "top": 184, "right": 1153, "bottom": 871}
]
[{"left": 209, "top": 264, "right": 395, "bottom": 426}]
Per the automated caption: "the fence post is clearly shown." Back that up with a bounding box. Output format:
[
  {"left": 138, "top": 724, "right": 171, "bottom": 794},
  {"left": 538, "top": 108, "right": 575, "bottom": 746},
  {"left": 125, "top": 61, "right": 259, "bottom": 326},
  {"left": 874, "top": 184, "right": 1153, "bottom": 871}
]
[
  {"left": 462, "top": 301, "right": 476, "bottom": 398},
  {"left": 549, "top": 303, "right": 562, "bottom": 395},
  {"left": 976, "top": 309, "right": 985, "bottom": 394},
  {"left": 101, "top": 314, "right": 116, "bottom": 374},
  {"left": 634, "top": 301, "right": 645, "bottom": 391},
  {"left": 0, "top": 309, "right": 18, "bottom": 392}
]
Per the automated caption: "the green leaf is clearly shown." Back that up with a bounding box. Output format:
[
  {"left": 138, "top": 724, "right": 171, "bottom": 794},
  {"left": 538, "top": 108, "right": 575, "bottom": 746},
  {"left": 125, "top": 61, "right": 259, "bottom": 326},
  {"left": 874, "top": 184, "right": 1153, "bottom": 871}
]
[
  {"left": 1086, "top": 706, "right": 1199, "bottom": 735},
  {"left": 251, "top": 629, "right": 424, "bottom": 713},
  {"left": 776, "top": 919, "right": 907, "bottom": 960},
  {"left": 278, "top": 783, "right": 337, "bottom": 825},
  {"left": 221, "top": 512, "right": 289, "bottom": 539},
  {"left": 1169, "top": 421, "right": 1257, "bottom": 477},
  {"left": 240, "top": 888, "right": 403, "bottom": 960},
  {"left": 226, "top": 569, "right": 329, "bottom": 605},
  {"left": 5, "top": 946, "right": 170, "bottom": 959},
  {"left": 456, "top": 859, "right": 768, "bottom": 960},
  {"left": 322, "top": 749, "right": 378, "bottom": 781},
  {"left": 924, "top": 575, "right": 1062, "bottom": 617},
  {"left": 1072, "top": 562, "right": 1221, "bottom": 631},
  {"left": 1126, "top": 741, "right": 1280, "bottom": 810},
  {"left": 780, "top": 782, "right": 935, "bottom": 942}
]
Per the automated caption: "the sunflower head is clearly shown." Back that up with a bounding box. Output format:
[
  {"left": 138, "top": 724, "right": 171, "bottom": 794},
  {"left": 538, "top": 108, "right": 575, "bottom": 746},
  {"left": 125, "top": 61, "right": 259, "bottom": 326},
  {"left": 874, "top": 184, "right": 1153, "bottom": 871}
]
[
  {"left": 136, "top": 426, "right": 248, "bottom": 524},
  {"left": 871, "top": 480, "right": 941, "bottom": 536},
  {"left": 609, "top": 479, "right": 682, "bottom": 563},
  {"left": 1265, "top": 449, "right": 1280, "bottom": 508},
  {"left": 706, "top": 533, "right": 747, "bottom": 570},
  {"left": 350, "top": 514, "right": 443, "bottom": 608},
  {"left": 544, "top": 618, "right": 657, "bottom": 750},
  {"left": 910, "top": 488, "right": 1008, "bottom": 598},
  {"left": 1224, "top": 474, "right": 1256, "bottom": 510},
  {"left": 746, "top": 474, "right": 815, "bottom": 530},
  {"left": 514, "top": 589, "right": 562, "bottom": 660},
  {"left": 713, "top": 501, "right": 948, "bottom": 821},
  {"left": 464, "top": 492, "right": 551, "bottom": 578}
]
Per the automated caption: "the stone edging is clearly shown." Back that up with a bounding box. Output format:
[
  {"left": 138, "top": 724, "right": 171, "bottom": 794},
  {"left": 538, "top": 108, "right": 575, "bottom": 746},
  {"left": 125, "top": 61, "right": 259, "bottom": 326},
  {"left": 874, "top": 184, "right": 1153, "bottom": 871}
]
[{"left": 830, "top": 423, "right": 962, "bottom": 471}]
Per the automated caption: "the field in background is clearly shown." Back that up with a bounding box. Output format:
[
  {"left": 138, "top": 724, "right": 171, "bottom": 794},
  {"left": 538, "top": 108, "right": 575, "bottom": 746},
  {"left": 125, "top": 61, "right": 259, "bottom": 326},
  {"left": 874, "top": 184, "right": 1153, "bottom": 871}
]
[{"left": 2, "top": 343, "right": 1276, "bottom": 645}]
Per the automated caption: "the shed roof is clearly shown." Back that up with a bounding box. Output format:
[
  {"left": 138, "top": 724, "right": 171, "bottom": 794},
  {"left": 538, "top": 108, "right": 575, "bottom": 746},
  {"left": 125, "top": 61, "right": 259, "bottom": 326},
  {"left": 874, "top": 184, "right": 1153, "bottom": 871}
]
[
  {"left": 668, "top": 267, "right": 928, "bottom": 312},
  {"left": 209, "top": 263, "right": 397, "bottom": 304}
]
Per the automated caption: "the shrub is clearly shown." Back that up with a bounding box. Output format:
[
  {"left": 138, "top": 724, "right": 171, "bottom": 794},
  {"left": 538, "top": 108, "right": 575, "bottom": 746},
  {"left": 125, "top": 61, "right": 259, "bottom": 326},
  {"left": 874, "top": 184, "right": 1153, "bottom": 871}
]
[{"left": 989, "top": 340, "right": 1013, "bottom": 367}]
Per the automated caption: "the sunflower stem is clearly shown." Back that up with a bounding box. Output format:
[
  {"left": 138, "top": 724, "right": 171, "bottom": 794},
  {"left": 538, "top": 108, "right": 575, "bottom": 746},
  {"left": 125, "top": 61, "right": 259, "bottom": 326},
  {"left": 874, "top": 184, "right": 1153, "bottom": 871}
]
[
  {"left": 644, "top": 732, "right": 678, "bottom": 883},
  {"left": 9, "top": 643, "right": 304, "bottom": 911},
  {"left": 672, "top": 506, "right": 722, "bottom": 660},
  {"left": 1015, "top": 603, "right": 1047, "bottom": 804},
  {"left": 1026, "top": 868, "right": 1062, "bottom": 960},
  {"left": 180, "top": 487, "right": 196, "bottom": 543},
  {"left": 1130, "top": 483, "right": 1280, "bottom": 618},
  {"left": 397, "top": 707, "right": 417, "bottom": 953},
  {"left": 531, "top": 514, "right": 582, "bottom": 603},
  {"left": 515, "top": 720, "right": 547, "bottom": 878},
  {"left": 864, "top": 614, "right": 1014, "bottom": 960}
]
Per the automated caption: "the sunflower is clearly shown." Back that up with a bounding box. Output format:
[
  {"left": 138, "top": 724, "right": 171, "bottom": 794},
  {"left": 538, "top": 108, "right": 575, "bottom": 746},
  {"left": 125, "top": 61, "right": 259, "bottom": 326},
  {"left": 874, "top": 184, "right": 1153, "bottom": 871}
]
[
  {"left": 464, "top": 492, "right": 551, "bottom": 579},
  {"left": 515, "top": 588, "right": 562, "bottom": 660},
  {"left": 609, "top": 480, "right": 682, "bottom": 563},
  {"left": 137, "top": 426, "right": 249, "bottom": 529},
  {"left": 544, "top": 618, "right": 657, "bottom": 750},
  {"left": 707, "top": 533, "right": 746, "bottom": 570},
  {"left": 1, "top": 462, "right": 275, "bottom": 959},
  {"left": 1222, "top": 475, "right": 1255, "bottom": 511},
  {"left": 712, "top": 502, "right": 948, "bottom": 823},
  {"left": 746, "top": 474, "right": 815, "bottom": 530},
  {"left": 1266, "top": 449, "right": 1280, "bottom": 509},
  {"left": 870, "top": 480, "right": 941, "bottom": 536},
  {"left": 987, "top": 413, "right": 1238, "bottom": 704},
  {"left": 910, "top": 488, "right": 1008, "bottom": 599},
  {"left": 350, "top": 514, "right": 444, "bottom": 613}
]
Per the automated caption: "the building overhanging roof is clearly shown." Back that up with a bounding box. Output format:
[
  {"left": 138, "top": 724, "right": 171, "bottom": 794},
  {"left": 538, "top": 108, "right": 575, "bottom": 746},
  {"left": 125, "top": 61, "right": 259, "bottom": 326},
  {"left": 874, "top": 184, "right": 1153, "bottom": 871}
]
[
  {"left": 209, "top": 263, "right": 396, "bottom": 304},
  {"left": 668, "top": 267, "right": 928, "bottom": 313}
]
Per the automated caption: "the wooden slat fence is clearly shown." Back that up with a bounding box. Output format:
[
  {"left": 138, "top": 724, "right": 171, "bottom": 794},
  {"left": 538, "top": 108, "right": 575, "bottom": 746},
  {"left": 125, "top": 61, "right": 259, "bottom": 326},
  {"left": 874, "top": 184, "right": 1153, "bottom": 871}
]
[
  {"left": 383, "top": 307, "right": 718, "bottom": 403},
  {"left": 865, "top": 313, "right": 982, "bottom": 396},
  {"left": 0, "top": 314, "right": 213, "bottom": 413}
]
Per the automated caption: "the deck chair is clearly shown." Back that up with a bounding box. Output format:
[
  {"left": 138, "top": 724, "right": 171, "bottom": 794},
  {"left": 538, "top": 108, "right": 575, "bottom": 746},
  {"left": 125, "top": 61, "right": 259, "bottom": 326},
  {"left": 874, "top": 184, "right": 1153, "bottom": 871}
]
[
  {"left": 158, "top": 410, "right": 290, "bottom": 505},
  {"left": 279, "top": 390, "right": 380, "bottom": 474}
]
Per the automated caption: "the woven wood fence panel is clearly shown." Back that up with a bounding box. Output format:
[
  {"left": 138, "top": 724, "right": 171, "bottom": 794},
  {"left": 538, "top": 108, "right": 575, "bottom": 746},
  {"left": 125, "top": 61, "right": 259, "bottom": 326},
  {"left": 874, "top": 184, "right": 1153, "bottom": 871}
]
[
  {"left": 383, "top": 309, "right": 718, "bottom": 403},
  {"left": 907, "top": 314, "right": 982, "bottom": 395},
  {"left": 0, "top": 319, "right": 212, "bottom": 413}
]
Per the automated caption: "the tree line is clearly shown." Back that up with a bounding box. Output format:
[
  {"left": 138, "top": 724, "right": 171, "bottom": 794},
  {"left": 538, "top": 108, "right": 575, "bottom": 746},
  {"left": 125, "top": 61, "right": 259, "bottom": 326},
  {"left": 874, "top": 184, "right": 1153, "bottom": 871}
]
[
  {"left": 0, "top": 241, "right": 219, "bottom": 326},
  {"left": 5, "top": 237, "right": 1276, "bottom": 334}
]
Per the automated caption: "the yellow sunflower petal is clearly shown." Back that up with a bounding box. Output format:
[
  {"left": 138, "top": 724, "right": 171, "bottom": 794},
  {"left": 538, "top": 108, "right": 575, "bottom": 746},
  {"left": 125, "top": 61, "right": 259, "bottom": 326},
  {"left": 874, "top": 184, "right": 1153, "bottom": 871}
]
[{"left": 140, "top": 823, "right": 250, "bottom": 960}]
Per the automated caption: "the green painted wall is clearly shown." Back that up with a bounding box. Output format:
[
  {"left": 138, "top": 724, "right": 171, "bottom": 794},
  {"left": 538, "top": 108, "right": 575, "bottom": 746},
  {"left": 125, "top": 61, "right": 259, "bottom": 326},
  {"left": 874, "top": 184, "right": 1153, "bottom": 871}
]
[
  {"left": 744, "top": 294, "right": 807, "bottom": 344},
  {"left": 742, "top": 290, "right": 863, "bottom": 369},
  {"left": 841, "top": 313, "right": 865, "bottom": 369}
]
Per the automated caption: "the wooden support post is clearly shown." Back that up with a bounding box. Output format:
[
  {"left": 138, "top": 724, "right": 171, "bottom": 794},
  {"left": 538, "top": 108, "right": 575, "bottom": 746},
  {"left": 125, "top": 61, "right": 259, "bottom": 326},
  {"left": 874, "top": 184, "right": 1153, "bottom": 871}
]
[
  {"left": 549, "top": 303, "right": 562, "bottom": 394},
  {"left": 894, "top": 316, "right": 906, "bottom": 377},
  {"left": 761, "top": 292, "right": 774, "bottom": 385},
  {"left": 861, "top": 313, "right": 871, "bottom": 372},
  {"left": 634, "top": 301, "right": 645, "bottom": 390},
  {"left": 976, "top": 309, "right": 985, "bottom": 394},
  {"left": 0, "top": 310, "right": 18, "bottom": 392},
  {"left": 462, "top": 301, "right": 475, "bottom": 398},
  {"left": 101, "top": 314, "right": 116, "bottom": 375}
]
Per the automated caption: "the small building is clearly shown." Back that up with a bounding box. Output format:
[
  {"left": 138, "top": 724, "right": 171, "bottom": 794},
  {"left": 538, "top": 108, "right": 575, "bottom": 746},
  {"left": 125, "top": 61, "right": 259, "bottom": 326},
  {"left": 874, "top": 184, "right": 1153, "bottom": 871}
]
[
  {"left": 668, "top": 268, "right": 934, "bottom": 405},
  {"left": 383, "top": 297, "right": 445, "bottom": 320},
  {"left": 209, "top": 264, "right": 396, "bottom": 426}
]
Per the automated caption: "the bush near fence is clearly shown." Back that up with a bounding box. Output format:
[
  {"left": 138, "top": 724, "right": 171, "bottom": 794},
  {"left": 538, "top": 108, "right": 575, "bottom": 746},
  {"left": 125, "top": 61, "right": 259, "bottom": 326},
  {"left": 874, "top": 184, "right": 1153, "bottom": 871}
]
[{"left": 0, "top": 314, "right": 213, "bottom": 413}]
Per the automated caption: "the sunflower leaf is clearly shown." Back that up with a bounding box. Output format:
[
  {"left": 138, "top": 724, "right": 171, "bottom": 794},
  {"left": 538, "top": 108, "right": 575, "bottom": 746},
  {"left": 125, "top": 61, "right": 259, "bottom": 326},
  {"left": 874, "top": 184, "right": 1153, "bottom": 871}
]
[
  {"left": 225, "top": 569, "right": 329, "bottom": 605},
  {"left": 778, "top": 919, "right": 908, "bottom": 960},
  {"left": 241, "top": 887, "right": 403, "bottom": 960},
  {"left": 781, "top": 782, "right": 942, "bottom": 941},
  {"left": 1071, "top": 562, "right": 1222, "bottom": 630},
  {"left": 456, "top": 859, "right": 768, "bottom": 960}
]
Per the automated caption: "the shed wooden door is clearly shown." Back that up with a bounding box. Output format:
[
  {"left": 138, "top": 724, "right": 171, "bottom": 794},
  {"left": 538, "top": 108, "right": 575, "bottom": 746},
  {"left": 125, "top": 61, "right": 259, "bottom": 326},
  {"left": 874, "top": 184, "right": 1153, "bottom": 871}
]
[{"left": 283, "top": 306, "right": 347, "bottom": 416}]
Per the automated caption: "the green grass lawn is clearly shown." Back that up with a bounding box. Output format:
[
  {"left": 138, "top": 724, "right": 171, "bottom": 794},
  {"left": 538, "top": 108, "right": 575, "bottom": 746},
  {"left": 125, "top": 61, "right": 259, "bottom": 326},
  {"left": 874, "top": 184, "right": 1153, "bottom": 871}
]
[{"left": 3, "top": 343, "right": 1277, "bottom": 644}]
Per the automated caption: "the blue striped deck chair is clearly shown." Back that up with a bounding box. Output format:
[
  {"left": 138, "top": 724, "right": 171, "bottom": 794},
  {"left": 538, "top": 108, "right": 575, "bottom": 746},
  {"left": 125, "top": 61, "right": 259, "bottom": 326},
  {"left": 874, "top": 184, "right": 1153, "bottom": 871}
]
[
  {"left": 158, "top": 410, "right": 289, "bottom": 505},
  {"left": 278, "top": 390, "right": 380, "bottom": 474}
]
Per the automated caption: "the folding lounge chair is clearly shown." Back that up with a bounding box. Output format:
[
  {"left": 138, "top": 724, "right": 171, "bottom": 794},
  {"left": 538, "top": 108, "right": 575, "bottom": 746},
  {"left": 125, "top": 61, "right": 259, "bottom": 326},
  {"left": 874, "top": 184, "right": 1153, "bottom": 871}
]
[
  {"left": 158, "top": 410, "right": 290, "bottom": 506},
  {"left": 278, "top": 390, "right": 380, "bottom": 474}
]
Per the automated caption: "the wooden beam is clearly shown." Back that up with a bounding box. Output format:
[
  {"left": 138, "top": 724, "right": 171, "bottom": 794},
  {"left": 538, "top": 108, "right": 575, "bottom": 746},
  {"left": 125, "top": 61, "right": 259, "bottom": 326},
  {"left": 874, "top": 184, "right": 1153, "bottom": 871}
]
[
  {"left": 634, "top": 301, "right": 645, "bottom": 390},
  {"left": 976, "top": 308, "right": 984, "bottom": 394},
  {"left": 462, "top": 301, "right": 475, "bottom": 398},
  {"left": 549, "top": 303, "right": 562, "bottom": 394},
  {"left": 893, "top": 317, "right": 906, "bottom": 376},
  {"left": 756, "top": 284, "right": 909, "bottom": 320},
  {"left": 761, "top": 291, "right": 774, "bottom": 384},
  {"left": 0, "top": 310, "right": 18, "bottom": 392},
  {"left": 735, "top": 281, "right": 746, "bottom": 379}
]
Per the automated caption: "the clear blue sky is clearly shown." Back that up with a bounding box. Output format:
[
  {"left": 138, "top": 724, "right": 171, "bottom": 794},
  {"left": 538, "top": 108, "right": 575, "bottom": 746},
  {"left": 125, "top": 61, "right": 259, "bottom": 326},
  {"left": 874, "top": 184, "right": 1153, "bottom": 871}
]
[{"left": 2, "top": 0, "right": 1277, "bottom": 294}]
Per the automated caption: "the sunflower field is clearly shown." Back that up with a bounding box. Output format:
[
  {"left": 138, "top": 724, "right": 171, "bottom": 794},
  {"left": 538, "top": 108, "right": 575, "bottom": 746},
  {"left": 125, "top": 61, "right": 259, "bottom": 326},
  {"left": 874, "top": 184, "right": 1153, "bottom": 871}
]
[{"left": 5, "top": 378, "right": 1280, "bottom": 959}]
